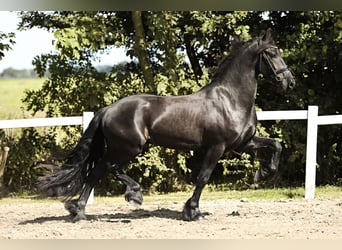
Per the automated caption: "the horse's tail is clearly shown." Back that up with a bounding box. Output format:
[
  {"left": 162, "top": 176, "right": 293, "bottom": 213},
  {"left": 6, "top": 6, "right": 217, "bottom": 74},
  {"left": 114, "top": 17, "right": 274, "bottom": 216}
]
[{"left": 38, "top": 108, "right": 106, "bottom": 199}]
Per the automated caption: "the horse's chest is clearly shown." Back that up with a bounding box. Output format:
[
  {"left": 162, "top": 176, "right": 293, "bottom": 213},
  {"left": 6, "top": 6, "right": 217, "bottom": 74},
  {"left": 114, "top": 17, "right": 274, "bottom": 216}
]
[{"left": 202, "top": 109, "right": 256, "bottom": 145}]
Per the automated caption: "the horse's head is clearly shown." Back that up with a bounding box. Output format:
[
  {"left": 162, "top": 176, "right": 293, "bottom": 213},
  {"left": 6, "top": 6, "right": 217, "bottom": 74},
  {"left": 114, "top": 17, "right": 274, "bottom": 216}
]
[{"left": 257, "top": 28, "right": 295, "bottom": 91}]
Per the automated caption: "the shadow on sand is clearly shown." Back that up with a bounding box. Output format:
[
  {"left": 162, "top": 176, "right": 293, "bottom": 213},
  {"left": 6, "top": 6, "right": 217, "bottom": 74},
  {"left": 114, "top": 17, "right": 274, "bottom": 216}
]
[{"left": 19, "top": 207, "right": 195, "bottom": 225}]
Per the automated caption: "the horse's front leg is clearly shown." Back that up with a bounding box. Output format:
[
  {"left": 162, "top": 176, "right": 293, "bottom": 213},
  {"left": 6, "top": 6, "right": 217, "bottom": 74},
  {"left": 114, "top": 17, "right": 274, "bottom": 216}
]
[
  {"left": 183, "top": 144, "right": 225, "bottom": 221},
  {"left": 110, "top": 166, "right": 143, "bottom": 206},
  {"left": 241, "top": 135, "right": 282, "bottom": 182}
]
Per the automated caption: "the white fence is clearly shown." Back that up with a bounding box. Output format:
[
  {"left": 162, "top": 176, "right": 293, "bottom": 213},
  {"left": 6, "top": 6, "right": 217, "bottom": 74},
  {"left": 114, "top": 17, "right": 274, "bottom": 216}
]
[
  {"left": 257, "top": 106, "right": 342, "bottom": 199},
  {"left": 0, "top": 106, "right": 342, "bottom": 200},
  {"left": 0, "top": 112, "right": 95, "bottom": 203}
]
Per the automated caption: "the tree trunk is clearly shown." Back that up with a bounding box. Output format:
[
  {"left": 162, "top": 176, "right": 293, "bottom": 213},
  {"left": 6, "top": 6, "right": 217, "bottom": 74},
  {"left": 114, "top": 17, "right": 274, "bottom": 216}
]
[
  {"left": 131, "top": 11, "right": 154, "bottom": 86},
  {"left": 184, "top": 33, "right": 203, "bottom": 85}
]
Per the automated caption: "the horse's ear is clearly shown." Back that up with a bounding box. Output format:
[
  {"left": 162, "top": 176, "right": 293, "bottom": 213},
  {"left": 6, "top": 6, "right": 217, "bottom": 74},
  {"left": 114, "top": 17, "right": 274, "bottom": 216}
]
[
  {"left": 261, "top": 28, "right": 273, "bottom": 43},
  {"left": 257, "top": 28, "right": 274, "bottom": 53},
  {"left": 230, "top": 35, "right": 241, "bottom": 46}
]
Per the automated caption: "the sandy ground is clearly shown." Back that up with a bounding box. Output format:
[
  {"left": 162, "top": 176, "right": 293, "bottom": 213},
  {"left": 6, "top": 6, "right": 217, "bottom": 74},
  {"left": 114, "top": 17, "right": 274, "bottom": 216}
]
[{"left": 0, "top": 197, "right": 341, "bottom": 239}]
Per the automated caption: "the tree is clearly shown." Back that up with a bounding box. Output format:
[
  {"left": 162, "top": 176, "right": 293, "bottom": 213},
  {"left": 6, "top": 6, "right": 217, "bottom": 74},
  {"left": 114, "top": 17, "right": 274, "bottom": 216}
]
[
  {"left": 131, "top": 11, "right": 154, "bottom": 86},
  {"left": 0, "top": 31, "right": 15, "bottom": 61},
  {"left": 249, "top": 11, "right": 342, "bottom": 185},
  {"left": 5, "top": 11, "right": 340, "bottom": 194}
]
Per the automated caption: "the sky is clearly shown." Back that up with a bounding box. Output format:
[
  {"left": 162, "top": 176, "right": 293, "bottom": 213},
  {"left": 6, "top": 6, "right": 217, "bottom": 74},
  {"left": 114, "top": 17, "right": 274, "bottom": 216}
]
[{"left": 0, "top": 11, "right": 128, "bottom": 72}]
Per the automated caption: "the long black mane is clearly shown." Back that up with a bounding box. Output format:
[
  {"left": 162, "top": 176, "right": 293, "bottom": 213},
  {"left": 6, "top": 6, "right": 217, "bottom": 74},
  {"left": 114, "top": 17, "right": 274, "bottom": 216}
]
[{"left": 210, "top": 38, "right": 257, "bottom": 84}]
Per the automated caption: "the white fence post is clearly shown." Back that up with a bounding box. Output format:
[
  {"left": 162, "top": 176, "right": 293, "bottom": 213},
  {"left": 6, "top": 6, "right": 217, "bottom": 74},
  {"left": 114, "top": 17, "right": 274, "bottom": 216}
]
[
  {"left": 82, "top": 112, "right": 95, "bottom": 204},
  {"left": 82, "top": 112, "right": 94, "bottom": 133},
  {"left": 305, "top": 106, "right": 319, "bottom": 199}
]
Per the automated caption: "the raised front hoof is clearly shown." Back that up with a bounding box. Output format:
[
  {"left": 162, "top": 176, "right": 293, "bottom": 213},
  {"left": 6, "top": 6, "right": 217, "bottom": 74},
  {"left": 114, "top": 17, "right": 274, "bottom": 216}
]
[
  {"left": 254, "top": 167, "right": 276, "bottom": 183},
  {"left": 182, "top": 200, "right": 204, "bottom": 221},
  {"left": 125, "top": 190, "right": 143, "bottom": 206},
  {"left": 65, "top": 200, "right": 87, "bottom": 222}
]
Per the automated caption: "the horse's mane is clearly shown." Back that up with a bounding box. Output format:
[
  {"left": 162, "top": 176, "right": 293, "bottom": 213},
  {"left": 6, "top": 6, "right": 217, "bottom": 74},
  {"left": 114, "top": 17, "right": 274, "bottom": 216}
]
[{"left": 211, "top": 38, "right": 255, "bottom": 81}]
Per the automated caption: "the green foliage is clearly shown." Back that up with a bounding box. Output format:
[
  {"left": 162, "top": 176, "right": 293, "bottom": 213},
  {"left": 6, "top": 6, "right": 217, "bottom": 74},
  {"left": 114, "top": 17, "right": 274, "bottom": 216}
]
[
  {"left": 1, "top": 128, "right": 59, "bottom": 193},
  {"left": 254, "top": 11, "right": 342, "bottom": 186},
  {"left": 0, "top": 31, "right": 15, "bottom": 60},
  {"left": 2, "top": 11, "right": 340, "bottom": 195},
  {"left": 217, "top": 152, "right": 258, "bottom": 189}
]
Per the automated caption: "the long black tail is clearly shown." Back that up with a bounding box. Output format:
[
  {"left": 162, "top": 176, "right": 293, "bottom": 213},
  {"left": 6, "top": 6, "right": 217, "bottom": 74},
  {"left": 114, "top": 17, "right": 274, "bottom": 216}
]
[{"left": 38, "top": 108, "right": 106, "bottom": 199}]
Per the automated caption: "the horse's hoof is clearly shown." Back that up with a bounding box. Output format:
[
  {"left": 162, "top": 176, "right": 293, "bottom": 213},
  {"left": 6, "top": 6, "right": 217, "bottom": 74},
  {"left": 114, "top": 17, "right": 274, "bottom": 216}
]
[
  {"left": 254, "top": 168, "right": 263, "bottom": 183},
  {"left": 182, "top": 211, "right": 204, "bottom": 221},
  {"left": 65, "top": 200, "right": 78, "bottom": 216},
  {"left": 125, "top": 190, "right": 143, "bottom": 206},
  {"left": 254, "top": 167, "right": 276, "bottom": 183},
  {"left": 65, "top": 199, "right": 87, "bottom": 221},
  {"left": 72, "top": 213, "right": 87, "bottom": 223},
  {"left": 129, "top": 200, "right": 141, "bottom": 208},
  {"left": 182, "top": 200, "right": 203, "bottom": 221}
]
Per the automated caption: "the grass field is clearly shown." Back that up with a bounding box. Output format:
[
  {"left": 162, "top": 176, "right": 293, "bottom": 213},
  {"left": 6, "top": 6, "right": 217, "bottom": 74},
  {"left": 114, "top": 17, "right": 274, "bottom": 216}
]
[
  {"left": 102, "top": 185, "right": 342, "bottom": 203},
  {"left": 0, "top": 77, "right": 45, "bottom": 119},
  {"left": 1, "top": 185, "right": 341, "bottom": 204}
]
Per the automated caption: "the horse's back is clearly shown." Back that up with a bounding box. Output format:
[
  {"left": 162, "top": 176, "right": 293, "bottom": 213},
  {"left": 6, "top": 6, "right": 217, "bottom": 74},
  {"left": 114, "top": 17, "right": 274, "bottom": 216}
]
[{"left": 100, "top": 92, "right": 256, "bottom": 152}]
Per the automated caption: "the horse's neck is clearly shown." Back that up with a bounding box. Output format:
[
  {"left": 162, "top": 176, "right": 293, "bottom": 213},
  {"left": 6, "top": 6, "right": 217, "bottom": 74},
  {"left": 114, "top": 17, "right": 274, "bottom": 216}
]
[
  {"left": 200, "top": 65, "right": 258, "bottom": 108},
  {"left": 195, "top": 47, "right": 259, "bottom": 109}
]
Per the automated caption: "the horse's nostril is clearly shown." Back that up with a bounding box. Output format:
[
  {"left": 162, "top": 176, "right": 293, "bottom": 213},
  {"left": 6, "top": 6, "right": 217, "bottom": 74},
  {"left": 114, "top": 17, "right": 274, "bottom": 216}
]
[{"left": 289, "top": 79, "right": 295, "bottom": 89}]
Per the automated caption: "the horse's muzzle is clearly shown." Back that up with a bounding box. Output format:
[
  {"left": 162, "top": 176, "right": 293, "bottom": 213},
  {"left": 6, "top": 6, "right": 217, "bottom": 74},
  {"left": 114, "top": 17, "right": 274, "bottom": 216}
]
[
  {"left": 288, "top": 78, "right": 295, "bottom": 90},
  {"left": 282, "top": 71, "right": 295, "bottom": 91}
]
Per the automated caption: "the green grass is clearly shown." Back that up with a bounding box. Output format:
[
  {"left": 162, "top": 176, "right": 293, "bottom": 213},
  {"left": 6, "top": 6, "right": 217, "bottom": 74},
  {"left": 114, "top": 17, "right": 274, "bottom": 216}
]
[
  {"left": 1, "top": 185, "right": 341, "bottom": 205},
  {"left": 139, "top": 185, "right": 342, "bottom": 203},
  {"left": 0, "top": 77, "right": 45, "bottom": 119}
]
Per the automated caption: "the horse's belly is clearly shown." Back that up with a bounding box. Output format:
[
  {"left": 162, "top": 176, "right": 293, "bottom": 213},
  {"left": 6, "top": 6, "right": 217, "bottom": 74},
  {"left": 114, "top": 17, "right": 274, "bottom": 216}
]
[
  {"left": 150, "top": 134, "right": 201, "bottom": 150},
  {"left": 149, "top": 121, "right": 203, "bottom": 150}
]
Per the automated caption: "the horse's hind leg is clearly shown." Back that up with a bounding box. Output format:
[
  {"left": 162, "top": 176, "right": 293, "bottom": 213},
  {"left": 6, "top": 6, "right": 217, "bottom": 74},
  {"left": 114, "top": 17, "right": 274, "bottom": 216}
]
[
  {"left": 65, "top": 161, "right": 143, "bottom": 222},
  {"left": 109, "top": 165, "right": 143, "bottom": 205},
  {"left": 65, "top": 160, "right": 110, "bottom": 222},
  {"left": 65, "top": 184, "right": 93, "bottom": 222},
  {"left": 105, "top": 136, "right": 147, "bottom": 206}
]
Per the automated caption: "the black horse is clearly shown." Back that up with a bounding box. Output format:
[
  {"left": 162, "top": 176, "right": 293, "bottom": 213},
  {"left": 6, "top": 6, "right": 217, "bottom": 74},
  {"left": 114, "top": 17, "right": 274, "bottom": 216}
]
[{"left": 39, "top": 29, "right": 295, "bottom": 222}]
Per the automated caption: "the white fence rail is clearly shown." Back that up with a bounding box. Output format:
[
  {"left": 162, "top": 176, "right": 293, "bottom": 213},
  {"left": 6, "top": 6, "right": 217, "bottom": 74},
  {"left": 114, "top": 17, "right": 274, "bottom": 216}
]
[
  {"left": 257, "top": 105, "right": 342, "bottom": 199},
  {"left": 0, "top": 106, "right": 341, "bottom": 200},
  {"left": 0, "top": 112, "right": 95, "bottom": 203},
  {"left": 0, "top": 112, "right": 94, "bottom": 130}
]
